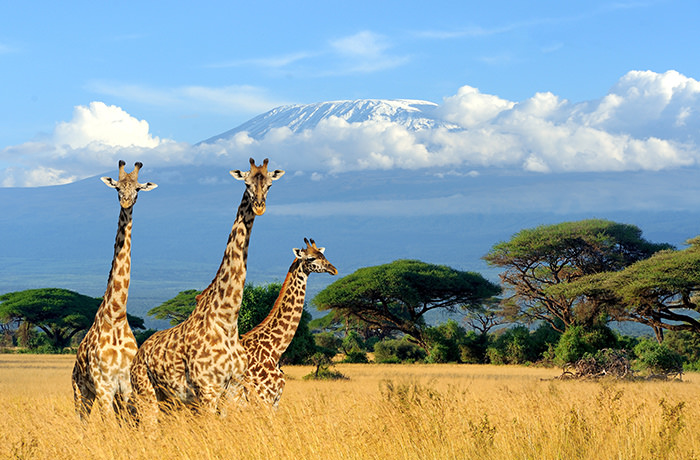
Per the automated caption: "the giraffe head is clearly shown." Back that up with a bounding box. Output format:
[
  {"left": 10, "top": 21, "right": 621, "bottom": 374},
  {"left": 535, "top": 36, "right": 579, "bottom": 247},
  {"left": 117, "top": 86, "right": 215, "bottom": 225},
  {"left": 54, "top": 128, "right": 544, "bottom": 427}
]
[
  {"left": 101, "top": 160, "right": 158, "bottom": 208},
  {"left": 230, "top": 158, "right": 285, "bottom": 216},
  {"left": 293, "top": 238, "right": 338, "bottom": 276}
]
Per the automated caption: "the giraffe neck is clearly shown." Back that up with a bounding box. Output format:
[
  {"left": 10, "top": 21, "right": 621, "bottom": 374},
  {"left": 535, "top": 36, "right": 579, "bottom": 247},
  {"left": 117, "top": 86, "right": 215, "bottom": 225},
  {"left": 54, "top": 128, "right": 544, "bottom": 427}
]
[
  {"left": 97, "top": 205, "right": 133, "bottom": 325},
  {"left": 246, "top": 259, "right": 308, "bottom": 361},
  {"left": 195, "top": 192, "right": 256, "bottom": 334}
]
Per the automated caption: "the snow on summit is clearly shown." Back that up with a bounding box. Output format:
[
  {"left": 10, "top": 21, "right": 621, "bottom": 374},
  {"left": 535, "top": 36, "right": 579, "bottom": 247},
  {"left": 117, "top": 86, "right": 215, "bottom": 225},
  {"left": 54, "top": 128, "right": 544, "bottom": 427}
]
[{"left": 202, "top": 99, "right": 456, "bottom": 142}]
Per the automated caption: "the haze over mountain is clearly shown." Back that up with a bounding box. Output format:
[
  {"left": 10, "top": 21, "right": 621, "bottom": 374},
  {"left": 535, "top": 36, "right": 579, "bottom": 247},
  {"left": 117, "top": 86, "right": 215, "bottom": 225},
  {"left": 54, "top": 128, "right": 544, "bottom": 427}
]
[{"left": 3, "top": 70, "right": 700, "bottom": 329}]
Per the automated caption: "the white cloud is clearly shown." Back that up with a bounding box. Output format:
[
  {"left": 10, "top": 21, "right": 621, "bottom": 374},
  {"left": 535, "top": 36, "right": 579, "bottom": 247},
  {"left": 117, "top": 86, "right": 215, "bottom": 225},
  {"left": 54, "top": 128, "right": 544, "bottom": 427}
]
[
  {"left": 325, "top": 31, "right": 409, "bottom": 74},
  {"left": 0, "top": 102, "right": 188, "bottom": 186},
  {"left": 54, "top": 102, "right": 160, "bottom": 149},
  {"left": 4, "top": 70, "right": 700, "bottom": 187},
  {"left": 202, "top": 70, "right": 700, "bottom": 175}
]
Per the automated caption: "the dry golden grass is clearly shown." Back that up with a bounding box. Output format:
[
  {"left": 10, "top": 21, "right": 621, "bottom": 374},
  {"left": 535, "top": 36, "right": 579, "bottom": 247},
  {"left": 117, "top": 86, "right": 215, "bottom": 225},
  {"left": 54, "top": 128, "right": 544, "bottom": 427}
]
[{"left": 1, "top": 355, "right": 700, "bottom": 459}]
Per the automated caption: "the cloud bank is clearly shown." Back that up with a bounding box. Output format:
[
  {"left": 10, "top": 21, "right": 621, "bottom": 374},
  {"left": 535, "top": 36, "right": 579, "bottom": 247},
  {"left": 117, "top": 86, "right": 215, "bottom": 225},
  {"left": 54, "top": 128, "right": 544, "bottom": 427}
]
[
  {"left": 202, "top": 70, "right": 700, "bottom": 175},
  {"left": 2, "top": 70, "right": 700, "bottom": 186}
]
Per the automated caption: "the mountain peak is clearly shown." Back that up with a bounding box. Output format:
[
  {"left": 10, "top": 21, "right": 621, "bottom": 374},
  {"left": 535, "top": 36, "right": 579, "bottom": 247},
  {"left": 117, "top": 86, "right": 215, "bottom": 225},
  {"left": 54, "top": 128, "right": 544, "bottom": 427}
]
[{"left": 201, "top": 99, "right": 453, "bottom": 143}]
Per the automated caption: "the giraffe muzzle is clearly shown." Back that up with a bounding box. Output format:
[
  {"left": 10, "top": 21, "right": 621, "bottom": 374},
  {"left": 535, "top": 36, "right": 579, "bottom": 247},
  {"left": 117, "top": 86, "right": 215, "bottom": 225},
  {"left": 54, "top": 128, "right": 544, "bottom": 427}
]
[{"left": 252, "top": 201, "right": 266, "bottom": 215}]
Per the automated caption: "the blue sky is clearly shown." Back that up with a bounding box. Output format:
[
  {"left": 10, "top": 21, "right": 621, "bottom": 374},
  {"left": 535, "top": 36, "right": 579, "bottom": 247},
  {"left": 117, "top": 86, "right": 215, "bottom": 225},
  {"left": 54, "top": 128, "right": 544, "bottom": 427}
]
[{"left": 1, "top": 0, "right": 700, "bottom": 186}]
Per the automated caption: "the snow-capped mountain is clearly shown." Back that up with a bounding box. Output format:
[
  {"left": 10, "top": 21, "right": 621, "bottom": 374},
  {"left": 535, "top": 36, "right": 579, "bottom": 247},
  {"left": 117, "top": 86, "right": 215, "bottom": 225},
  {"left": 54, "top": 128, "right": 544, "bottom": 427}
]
[{"left": 202, "top": 99, "right": 458, "bottom": 143}]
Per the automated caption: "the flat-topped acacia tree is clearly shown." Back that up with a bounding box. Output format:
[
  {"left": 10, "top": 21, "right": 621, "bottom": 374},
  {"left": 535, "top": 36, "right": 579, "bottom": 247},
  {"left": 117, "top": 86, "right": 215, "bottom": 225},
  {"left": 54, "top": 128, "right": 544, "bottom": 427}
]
[
  {"left": 552, "top": 237, "right": 700, "bottom": 342},
  {"left": 0, "top": 288, "right": 144, "bottom": 349},
  {"left": 483, "top": 219, "right": 672, "bottom": 332},
  {"left": 312, "top": 259, "right": 501, "bottom": 348}
]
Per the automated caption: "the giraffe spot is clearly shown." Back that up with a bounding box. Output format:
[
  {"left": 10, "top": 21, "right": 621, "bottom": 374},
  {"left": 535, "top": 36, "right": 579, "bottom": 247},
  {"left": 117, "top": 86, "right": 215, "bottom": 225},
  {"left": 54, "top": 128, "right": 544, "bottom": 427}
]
[
  {"left": 113, "top": 280, "right": 122, "bottom": 291},
  {"left": 102, "top": 348, "right": 118, "bottom": 364}
]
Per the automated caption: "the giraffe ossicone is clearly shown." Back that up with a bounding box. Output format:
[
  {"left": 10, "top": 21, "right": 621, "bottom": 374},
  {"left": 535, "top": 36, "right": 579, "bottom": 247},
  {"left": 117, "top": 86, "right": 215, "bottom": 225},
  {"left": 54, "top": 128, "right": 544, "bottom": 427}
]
[
  {"left": 129, "top": 158, "right": 284, "bottom": 421},
  {"left": 72, "top": 161, "right": 157, "bottom": 419},
  {"left": 231, "top": 237, "right": 337, "bottom": 407}
]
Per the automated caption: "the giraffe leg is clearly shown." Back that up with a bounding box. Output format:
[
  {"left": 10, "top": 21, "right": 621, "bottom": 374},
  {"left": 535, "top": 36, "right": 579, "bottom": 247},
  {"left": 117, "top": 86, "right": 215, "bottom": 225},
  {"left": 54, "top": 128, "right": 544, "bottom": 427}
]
[
  {"left": 195, "top": 385, "right": 222, "bottom": 415},
  {"left": 128, "top": 357, "right": 159, "bottom": 426},
  {"left": 92, "top": 382, "right": 118, "bottom": 419},
  {"left": 71, "top": 366, "right": 95, "bottom": 420}
]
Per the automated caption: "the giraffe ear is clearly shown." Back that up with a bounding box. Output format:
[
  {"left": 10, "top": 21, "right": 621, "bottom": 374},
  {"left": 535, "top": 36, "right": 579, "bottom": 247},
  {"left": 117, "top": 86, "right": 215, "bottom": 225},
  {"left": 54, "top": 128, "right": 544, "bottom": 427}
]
[
  {"left": 138, "top": 182, "right": 158, "bottom": 192},
  {"left": 293, "top": 248, "right": 304, "bottom": 259},
  {"left": 101, "top": 177, "right": 118, "bottom": 189},
  {"left": 270, "top": 169, "right": 285, "bottom": 180},
  {"left": 230, "top": 170, "right": 248, "bottom": 181},
  {"left": 316, "top": 247, "right": 326, "bottom": 254}
]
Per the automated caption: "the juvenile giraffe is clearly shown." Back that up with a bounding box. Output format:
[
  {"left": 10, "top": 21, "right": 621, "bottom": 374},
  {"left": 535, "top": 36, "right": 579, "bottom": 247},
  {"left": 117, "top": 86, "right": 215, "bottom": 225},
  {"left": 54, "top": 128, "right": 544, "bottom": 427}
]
[
  {"left": 72, "top": 161, "right": 157, "bottom": 419},
  {"left": 129, "top": 158, "right": 284, "bottom": 419},
  {"left": 232, "top": 238, "right": 337, "bottom": 407}
]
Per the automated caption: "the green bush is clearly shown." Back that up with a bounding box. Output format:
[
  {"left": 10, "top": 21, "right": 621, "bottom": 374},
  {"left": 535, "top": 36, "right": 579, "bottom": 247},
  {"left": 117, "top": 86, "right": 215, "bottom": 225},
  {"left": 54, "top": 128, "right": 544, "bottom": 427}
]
[
  {"left": 374, "top": 338, "right": 426, "bottom": 363},
  {"left": 633, "top": 339, "right": 684, "bottom": 375},
  {"left": 424, "top": 320, "right": 464, "bottom": 363},
  {"left": 553, "top": 324, "right": 618, "bottom": 365},
  {"left": 663, "top": 331, "right": 700, "bottom": 370},
  {"left": 314, "top": 332, "right": 342, "bottom": 354},
  {"left": 487, "top": 326, "right": 535, "bottom": 365},
  {"left": 343, "top": 349, "right": 369, "bottom": 363}
]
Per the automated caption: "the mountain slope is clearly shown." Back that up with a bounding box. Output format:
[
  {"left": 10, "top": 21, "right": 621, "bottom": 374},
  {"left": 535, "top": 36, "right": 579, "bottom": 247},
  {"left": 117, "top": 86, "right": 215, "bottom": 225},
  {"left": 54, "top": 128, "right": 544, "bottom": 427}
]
[{"left": 201, "top": 99, "right": 457, "bottom": 143}]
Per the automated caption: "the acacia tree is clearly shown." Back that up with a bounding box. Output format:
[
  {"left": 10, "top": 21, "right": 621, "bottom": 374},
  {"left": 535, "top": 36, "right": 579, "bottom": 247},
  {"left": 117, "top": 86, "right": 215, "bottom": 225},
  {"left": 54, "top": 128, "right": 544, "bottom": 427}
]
[
  {"left": 463, "top": 297, "right": 507, "bottom": 335},
  {"left": 554, "top": 237, "right": 700, "bottom": 342},
  {"left": 312, "top": 259, "right": 501, "bottom": 348},
  {"left": 0, "top": 288, "right": 145, "bottom": 349},
  {"left": 148, "top": 289, "right": 199, "bottom": 325},
  {"left": 483, "top": 219, "right": 671, "bottom": 332}
]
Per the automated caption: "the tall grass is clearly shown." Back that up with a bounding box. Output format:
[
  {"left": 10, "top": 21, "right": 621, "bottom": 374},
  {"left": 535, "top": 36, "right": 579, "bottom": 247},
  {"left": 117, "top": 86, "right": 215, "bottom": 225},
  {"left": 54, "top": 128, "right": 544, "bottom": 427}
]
[{"left": 1, "top": 355, "right": 699, "bottom": 459}]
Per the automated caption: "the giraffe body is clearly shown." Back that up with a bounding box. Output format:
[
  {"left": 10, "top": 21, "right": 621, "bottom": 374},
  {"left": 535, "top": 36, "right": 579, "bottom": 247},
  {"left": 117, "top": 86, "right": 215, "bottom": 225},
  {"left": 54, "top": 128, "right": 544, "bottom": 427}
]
[
  {"left": 234, "top": 238, "right": 337, "bottom": 407},
  {"left": 129, "top": 158, "right": 283, "bottom": 418},
  {"left": 72, "top": 161, "right": 156, "bottom": 419}
]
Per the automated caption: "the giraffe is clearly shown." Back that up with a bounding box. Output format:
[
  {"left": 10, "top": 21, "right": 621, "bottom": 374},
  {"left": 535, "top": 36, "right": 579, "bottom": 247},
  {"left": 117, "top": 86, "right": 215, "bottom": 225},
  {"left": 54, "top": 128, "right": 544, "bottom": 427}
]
[
  {"left": 129, "top": 158, "right": 284, "bottom": 420},
  {"left": 72, "top": 160, "right": 157, "bottom": 419},
  {"left": 232, "top": 238, "right": 337, "bottom": 407}
]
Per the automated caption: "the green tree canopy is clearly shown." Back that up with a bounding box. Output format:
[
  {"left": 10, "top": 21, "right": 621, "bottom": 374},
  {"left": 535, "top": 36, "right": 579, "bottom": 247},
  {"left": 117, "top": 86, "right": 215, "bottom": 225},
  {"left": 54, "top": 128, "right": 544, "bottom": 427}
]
[
  {"left": 0, "top": 288, "right": 144, "bottom": 349},
  {"left": 312, "top": 259, "right": 501, "bottom": 348},
  {"left": 552, "top": 237, "right": 700, "bottom": 342},
  {"left": 148, "top": 289, "right": 199, "bottom": 326},
  {"left": 483, "top": 219, "right": 671, "bottom": 332}
]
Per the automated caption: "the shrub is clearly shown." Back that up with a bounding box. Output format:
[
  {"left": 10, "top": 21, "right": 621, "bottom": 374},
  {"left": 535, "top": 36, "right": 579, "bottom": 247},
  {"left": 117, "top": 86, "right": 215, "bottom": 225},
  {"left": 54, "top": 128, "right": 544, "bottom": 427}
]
[
  {"left": 374, "top": 338, "right": 426, "bottom": 363},
  {"left": 554, "top": 324, "right": 618, "bottom": 365},
  {"left": 459, "top": 331, "right": 490, "bottom": 364},
  {"left": 343, "top": 349, "right": 369, "bottom": 363},
  {"left": 663, "top": 331, "right": 700, "bottom": 370},
  {"left": 303, "top": 352, "right": 348, "bottom": 380},
  {"left": 314, "top": 332, "right": 342, "bottom": 354},
  {"left": 424, "top": 320, "right": 464, "bottom": 363},
  {"left": 633, "top": 339, "right": 684, "bottom": 376},
  {"left": 487, "top": 326, "right": 534, "bottom": 365}
]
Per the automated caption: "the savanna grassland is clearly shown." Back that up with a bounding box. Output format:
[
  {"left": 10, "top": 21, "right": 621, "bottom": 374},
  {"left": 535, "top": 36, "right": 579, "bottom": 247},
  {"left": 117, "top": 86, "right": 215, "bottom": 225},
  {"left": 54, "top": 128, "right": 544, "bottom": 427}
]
[{"left": 1, "top": 355, "right": 699, "bottom": 460}]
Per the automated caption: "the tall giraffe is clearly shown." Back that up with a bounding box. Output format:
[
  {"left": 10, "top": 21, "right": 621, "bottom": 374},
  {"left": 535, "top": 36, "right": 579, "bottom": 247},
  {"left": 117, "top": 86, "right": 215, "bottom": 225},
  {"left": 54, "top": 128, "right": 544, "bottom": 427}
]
[
  {"left": 232, "top": 238, "right": 337, "bottom": 407},
  {"left": 72, "top": 161, "right": 157, "bottom": 419},
  {"left": 129, "top": 158, "right": 284, "bottom": 419}
]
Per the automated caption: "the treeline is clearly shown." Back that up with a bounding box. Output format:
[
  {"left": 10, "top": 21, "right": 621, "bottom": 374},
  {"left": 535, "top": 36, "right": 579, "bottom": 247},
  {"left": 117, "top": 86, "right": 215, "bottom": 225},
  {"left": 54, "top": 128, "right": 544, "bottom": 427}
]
[{"left": 3, "top": 219, "right": 700, "bottom": 376}]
